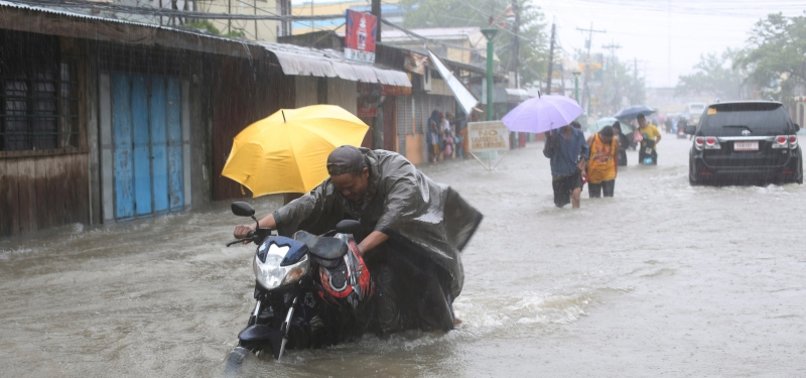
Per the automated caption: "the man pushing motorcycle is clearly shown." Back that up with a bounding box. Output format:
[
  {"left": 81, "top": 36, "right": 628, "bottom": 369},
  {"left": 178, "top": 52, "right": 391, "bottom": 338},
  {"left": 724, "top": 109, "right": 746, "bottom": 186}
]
[{"left": 234, "top": 145, "right": 482, "bottom": 335}]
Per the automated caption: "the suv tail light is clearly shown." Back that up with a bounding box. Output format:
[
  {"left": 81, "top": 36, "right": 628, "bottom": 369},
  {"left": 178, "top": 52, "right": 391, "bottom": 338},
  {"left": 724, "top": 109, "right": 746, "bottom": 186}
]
[
  {"left": 772, "top": 135, "right": 798, "bottom": 149},
  {"left": 694, "top": 136, "right": 721, "bottom": 151}
]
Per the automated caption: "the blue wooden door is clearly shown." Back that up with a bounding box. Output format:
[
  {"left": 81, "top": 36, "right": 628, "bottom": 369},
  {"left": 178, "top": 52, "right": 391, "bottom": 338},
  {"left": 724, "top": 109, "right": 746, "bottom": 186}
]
[
  {"left": 149, "top": 75, "right": 169, "bottom": 213},
  {"left": 112, "top": 74, "right": 135, "bottom": 219},
  {"left": 166, "top": 77, "right": 184, "bottom": 211},
  {"left": 112, "top": 72, "right": 183, "bottom": 220},
  {"left": 132, "top": 75, "right": 153, "bottom": 216}
]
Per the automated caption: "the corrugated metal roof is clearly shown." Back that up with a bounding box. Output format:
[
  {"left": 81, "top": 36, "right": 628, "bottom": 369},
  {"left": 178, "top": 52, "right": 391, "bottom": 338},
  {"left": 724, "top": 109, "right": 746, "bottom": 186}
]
[
  {"left": 2, "top": 1, "right": 410, "bottom": 87},
  {"left": 258, "top": 42, "right": 411, "bottom": 87},
  {"left": 374, "top": 67, "right": 410, "bottom": 87},
  {"left": 0, "top": 0, "right": 256, "bottom": 51},
  {"left": 1, "top": 1, "right": 163, "bottom": 30}
]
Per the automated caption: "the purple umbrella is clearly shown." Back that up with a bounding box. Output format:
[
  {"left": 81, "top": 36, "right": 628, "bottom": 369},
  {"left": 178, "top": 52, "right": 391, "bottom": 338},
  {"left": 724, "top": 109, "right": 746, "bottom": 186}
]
[{"left": 502, "top": 94, "right": 583, "bottom": 133}]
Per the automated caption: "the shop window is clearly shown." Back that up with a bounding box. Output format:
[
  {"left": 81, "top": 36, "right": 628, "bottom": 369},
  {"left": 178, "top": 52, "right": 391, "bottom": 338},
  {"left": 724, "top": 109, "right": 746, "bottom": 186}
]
[{"left": 0, "top": 31, "right": 78, "bottom": 153}]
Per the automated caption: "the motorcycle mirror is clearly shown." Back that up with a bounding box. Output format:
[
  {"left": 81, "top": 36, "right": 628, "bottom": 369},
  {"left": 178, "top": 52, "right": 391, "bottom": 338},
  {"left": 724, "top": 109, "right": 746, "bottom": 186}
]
[
  {"left": 335, "top": 219, "right": 361, "bottom": 234},
  {"left": 231, "top": 201, "right": 255, "bottom": 217}
]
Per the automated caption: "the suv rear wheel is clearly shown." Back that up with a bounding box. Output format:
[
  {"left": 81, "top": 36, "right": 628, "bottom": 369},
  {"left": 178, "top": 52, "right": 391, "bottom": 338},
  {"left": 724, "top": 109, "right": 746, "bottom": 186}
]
[
  {"left": 785, "top": 158, "right": 803, "bottom": 184},
  {"left": 689, "top": 170, "right": 701, "bottom": 186}
]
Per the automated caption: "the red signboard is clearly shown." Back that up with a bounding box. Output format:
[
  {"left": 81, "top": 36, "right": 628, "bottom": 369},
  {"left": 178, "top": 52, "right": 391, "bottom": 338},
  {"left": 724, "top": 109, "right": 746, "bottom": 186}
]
[{"left": 344, "top": 10, "right": 376, "bottom": 63}]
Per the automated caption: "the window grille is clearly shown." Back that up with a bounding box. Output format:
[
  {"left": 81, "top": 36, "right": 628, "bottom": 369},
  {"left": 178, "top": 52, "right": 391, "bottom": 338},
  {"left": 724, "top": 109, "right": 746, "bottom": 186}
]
[{"left": 0, "top": 31, "right": 79, "bottom": 153}]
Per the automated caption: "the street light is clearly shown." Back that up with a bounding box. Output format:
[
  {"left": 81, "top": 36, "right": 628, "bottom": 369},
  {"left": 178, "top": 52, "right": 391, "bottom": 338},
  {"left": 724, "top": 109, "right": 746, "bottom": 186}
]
[
  {"left": 481, "top": 27, "right": 498, "bottom": 121},
  {"left": 572, "top": 71, "right": 581, "bottom": 103}
]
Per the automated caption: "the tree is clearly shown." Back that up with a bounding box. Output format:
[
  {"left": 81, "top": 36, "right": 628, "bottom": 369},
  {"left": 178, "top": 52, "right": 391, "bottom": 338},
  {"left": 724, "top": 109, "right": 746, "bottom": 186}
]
[
  {"left": 586, "top": 52, "right": 645, "bottom": 116},
  {"left": 676, "top": 49, "right": 745, "bottom": 101},
  {"left": 734, "top": 13, "right": 806, "bottom": 100},
  {"left": 399, "top": 0, "right": 549, "bottom": 85}
]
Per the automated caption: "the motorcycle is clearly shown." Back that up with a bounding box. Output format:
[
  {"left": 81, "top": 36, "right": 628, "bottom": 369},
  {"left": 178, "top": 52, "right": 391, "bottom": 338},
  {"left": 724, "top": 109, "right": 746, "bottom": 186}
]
[
  {"left": 224, "top": 201, "right": 373, "bottom": 360},
  {"left": 638, "top": 136, "right": 658, "bottom": 165},
  {"left": 676, "top": 120, "right": 690, "bottom": 139}
]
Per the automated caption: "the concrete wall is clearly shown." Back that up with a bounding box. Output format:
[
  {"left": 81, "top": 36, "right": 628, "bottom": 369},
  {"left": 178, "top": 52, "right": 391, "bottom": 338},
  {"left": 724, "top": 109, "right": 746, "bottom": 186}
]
[
  {"left": 327, "top": 79, "right": 358, "bottom": 114},
  {"left": 203, "top": 0, "right": 281, "bottom": 42},
  {"left": 404, "top": 133, "right": 425, "bottom": 166},
  {"left": 294, "top": 76, "right": 357, "bottom": 114},
  {"left": 294, "top": 76, "right": 319, "bottom": 107}
]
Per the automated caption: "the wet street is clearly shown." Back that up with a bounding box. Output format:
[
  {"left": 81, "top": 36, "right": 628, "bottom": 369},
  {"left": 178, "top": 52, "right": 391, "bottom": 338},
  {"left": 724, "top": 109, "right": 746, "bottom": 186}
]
[{"left": 2, "top": 136, "right": 806, "bottom": 377}]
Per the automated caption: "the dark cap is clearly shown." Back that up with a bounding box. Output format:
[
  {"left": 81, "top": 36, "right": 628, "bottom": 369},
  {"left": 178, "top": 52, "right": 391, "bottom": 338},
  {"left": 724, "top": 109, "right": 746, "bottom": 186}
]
[{"left": 326, "top": 145, "right": 366, "bottom": 176}]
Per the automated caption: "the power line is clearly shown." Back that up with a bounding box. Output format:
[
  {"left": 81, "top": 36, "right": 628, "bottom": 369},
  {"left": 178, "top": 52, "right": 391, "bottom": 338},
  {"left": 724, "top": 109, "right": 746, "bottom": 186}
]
[
  {"left": 574, "top": 23, "right": 606, "bottom": 112},
  {"left": 16, "top": 0, "right": 344, "bottom": 21},
  {"left": 541, "top": 0, "right": 806, "bottom": 19},
  {"left": 379, "top": 18, "right": 484, "bottom": 54}
]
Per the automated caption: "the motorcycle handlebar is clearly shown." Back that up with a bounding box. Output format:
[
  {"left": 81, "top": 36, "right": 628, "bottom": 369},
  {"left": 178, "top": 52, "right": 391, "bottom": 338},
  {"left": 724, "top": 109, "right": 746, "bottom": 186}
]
[
  {"left": 226, "top": 239, "right": 245, "bottom": 247},
  {"left": 225, "top": 228, "right": 273, "bottom": 247}
]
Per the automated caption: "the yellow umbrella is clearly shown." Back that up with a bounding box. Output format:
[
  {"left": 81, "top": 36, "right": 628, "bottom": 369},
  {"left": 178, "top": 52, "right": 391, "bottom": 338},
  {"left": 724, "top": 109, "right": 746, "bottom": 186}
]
[{"left": 221, "top": 104, "right": 369, "bottom": 197}]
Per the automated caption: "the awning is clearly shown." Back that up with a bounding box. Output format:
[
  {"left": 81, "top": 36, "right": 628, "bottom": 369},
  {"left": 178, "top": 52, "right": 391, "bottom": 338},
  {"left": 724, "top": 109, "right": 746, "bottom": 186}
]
[
  {"left": 427, "top": 50, "right": 479, "bottom": 115},
  {"left": 374, "top": 67, "right": 411, "bottom": 87},
  {"left": 505, "top": 88, "right": 532, "bottom": 102},
  {"left": 259, "top": 42, "right": 411, "bottom": 87}
]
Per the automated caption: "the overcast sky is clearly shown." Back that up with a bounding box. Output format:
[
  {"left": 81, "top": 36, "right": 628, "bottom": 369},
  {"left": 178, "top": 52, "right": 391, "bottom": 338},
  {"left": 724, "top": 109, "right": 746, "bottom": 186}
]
[{"left": 537, "top": 0, "right": 806, "bottom": 88}]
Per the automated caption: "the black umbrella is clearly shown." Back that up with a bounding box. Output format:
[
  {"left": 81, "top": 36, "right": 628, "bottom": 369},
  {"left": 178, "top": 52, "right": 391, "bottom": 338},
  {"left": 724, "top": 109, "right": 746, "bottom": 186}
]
[{"left": 614, "top": 105, "right": 656, "bottom": 120}]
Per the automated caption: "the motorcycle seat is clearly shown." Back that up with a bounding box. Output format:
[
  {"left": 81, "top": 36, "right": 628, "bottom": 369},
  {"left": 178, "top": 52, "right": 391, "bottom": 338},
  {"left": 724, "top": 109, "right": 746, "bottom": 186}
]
[{"left": 294, "top": 231, "right": 348, "bottom": 265}]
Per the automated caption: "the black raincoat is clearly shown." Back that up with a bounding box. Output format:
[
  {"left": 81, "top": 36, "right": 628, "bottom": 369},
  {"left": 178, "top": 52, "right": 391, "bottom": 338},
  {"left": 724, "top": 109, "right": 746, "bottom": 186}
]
[{"left": 272, "top": 148, "right": 482, "bottom": 330}]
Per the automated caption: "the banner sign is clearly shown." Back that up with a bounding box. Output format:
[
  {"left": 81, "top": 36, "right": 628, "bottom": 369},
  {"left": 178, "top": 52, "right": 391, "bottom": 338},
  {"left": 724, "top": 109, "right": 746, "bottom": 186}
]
[
  {"left": 344, "top": 10, "right": 376, "bottom": 63},
  {"left": 467, "top": 121, "right": 510, "bottom": 152}
]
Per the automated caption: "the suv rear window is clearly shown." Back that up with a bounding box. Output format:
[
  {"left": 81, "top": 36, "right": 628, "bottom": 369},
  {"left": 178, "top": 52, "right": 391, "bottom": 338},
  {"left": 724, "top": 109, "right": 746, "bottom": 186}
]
[{"left": 699, "top": 102, "right": 794, "bottom": 136}]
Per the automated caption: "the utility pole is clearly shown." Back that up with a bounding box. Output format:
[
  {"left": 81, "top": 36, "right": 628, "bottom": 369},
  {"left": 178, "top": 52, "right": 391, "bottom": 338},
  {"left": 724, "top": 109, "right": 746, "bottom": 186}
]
[
  {"left": 371, "top": 0, "right": 381, "bottom": 42},
  {"left": 602, "top": 42, "right": 621, "bottom": 113},
  {"left": 545, "top": 22, "right": 556, "bottom": 94},
  {"left": 576, "top": 23, "right": 605, "bottom": 114},
  {"left": 602, "top": 42, "right": 621, "bottom": 67},
  {"left": 482, "top": 27, "right": 499, "bottom": 121},
  {"left": 283, "top": 0, "right": 291, "bottom": 36},
  {"left": 511, "top": 0, "right": 520, "bottom": 88}
]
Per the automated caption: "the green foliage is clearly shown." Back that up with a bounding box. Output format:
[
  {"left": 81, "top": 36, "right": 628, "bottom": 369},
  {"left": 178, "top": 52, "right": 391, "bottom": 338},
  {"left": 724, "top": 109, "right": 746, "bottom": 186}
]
[
  {"left": 183, "top": 20, "right": 221, "bottom": 35},
  {"left": 732, "top": 13, "right": 806, "bottom": 100},
  {"left": 181, "top": 21, "right": 245, "bottom": 39},
  {"left": 580, "top": 51, "right": 645, "bottom": 116},
  {"left": 603, "top": 60, "right": 645, "bottom": 114},
  {"left": 225, "top": 29, "right": 247, "bottom": 38},
  {"left": 399, "top": 0, "right": 548, "bottom": 85},
  {"left": 676, "top": 49, "right": 744, "bottom": 100}
]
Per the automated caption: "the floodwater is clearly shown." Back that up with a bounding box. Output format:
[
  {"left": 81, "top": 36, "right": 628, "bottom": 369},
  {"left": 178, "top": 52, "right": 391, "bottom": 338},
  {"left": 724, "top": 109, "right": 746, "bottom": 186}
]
[{"left": 2, "top": 136, "right": 806, "bottom": 377}]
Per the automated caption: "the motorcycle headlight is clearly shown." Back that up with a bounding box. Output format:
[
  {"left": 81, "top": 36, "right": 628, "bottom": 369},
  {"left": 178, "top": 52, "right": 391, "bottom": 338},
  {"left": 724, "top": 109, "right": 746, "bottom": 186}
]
[{"left": 254, "top": 242, "right": 309, "bottom": 290}]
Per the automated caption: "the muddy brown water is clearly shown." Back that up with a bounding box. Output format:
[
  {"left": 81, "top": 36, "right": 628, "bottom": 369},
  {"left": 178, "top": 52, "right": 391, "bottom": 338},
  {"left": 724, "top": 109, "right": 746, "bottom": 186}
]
[{"left": 2, "top": 137, "right": 806, "bottom": 377}]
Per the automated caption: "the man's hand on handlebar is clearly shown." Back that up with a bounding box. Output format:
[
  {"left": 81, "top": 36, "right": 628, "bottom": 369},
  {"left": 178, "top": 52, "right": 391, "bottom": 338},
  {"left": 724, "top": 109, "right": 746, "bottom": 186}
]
[{"left": 233, "top": 224, "right": 255, "bottom": 239}]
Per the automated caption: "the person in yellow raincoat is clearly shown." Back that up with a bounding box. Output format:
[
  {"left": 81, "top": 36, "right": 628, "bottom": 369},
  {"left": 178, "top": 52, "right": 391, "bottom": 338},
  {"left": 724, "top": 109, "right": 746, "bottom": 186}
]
[{"left": 586, "top": 125, "right": 619, "bottom": 197}]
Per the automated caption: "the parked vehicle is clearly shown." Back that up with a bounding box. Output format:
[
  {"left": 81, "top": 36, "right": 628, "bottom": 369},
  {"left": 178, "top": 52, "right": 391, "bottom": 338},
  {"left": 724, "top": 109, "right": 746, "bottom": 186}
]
[
  {"left": 685, "top": 102, "right": 707, "bottom": 125},
  {"left": 676, "top": 118, "right": 689, "bottom": 139},
  {"left": 225, "top": 202, "right": 372, "bottom": 361},
  {"left": 688, "top": 101, "right": 803, "bottom": 185}
]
